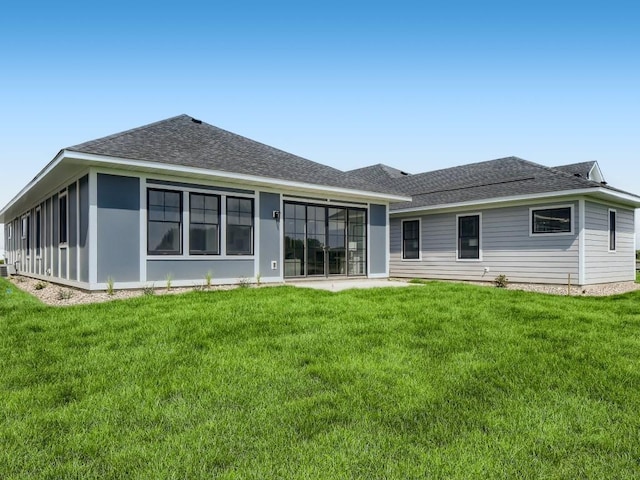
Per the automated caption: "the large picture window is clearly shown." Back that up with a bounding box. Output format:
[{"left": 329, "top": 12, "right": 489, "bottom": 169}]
[
  {"left": 531, "top": 207, "right": 572, "bottom": 234},
  {"left": 402, "top": 219, "right": 420, "bottom": 259},
  {"left": 458, "top": 214, "right": 480, "bottom": 259},
  {"left": 226, "top": 197, "right": 253, "bottom": 255},
  {"left": 148, "top": 189, "right": 182, "bottom": 255},
  {"left": 190, "top": 193, "right": 220, "bottom": 255}
]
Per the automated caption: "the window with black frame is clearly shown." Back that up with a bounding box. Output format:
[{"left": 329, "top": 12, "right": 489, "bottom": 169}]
[
  {"left": 148, "top": 189, "right": 182, "bottom": 255},
  {"left": 226, "top": 197, "right": 253, "bottom": 255},
  {"left": 531, "top": 207, "right": 571, "bottom": 234},
  {"left": 609, "top": 210, "right": 616, "bottom": 251},
  {"left": 458, "top": 215, "right": 480, "bottom": 259},
  {"left": 402, "top": 220, "right": 420, "bottom": 259},
  {"left": 189, "top": 193, "right": 220, "bottom": 255},
  {"left": 59, "top": 194, "right": 68, "bottom": 244}
]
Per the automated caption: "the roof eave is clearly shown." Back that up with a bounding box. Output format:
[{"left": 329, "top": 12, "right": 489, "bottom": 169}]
[
  {"left": 0, "top": 149, "right": 66, "bottom": 223},
  {"left": 390, "top": 187, "right": 640, "bottom": 215},
  {"left": 63, "top": 150, "right": 411, "bottom": 202}
]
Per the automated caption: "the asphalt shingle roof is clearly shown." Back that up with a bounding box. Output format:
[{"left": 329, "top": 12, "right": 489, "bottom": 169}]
[
  {"left": 552, "top": 161, "right": 597, "bottom": 179},
  {"left": 68, "top": 114, "right": 402, "bottom": 195},
  {"left": 67, "top": 115, "right": 635, "bottom": 209},
  {"left": 349, "top": 157, "right": 626, "bottom": 211}
]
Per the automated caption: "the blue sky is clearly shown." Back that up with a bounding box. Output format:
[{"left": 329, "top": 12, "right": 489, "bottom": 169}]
[{"left": 1, "top": 0, "right": 639, "bottom": 248}]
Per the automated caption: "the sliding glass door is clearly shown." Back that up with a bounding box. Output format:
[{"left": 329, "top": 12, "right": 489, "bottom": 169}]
[{"left": 284, "top": 202, "right": 366, "bottom": 278}]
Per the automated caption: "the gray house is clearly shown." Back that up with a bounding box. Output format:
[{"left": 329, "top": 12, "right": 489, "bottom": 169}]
[
  {"left": 2, "top": 115, "right": 639, "bottom": 289},
  {"left": 0, "top": 115, "right": 409, "bottom": 290},
  {"left": 349, "top": 158, "right": 640, "bottom": 285}
]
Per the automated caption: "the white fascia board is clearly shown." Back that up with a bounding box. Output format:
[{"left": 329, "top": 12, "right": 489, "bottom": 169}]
[
  {"left": 0, "top": 150, "right": 66, "bottom": 220},
  {"left": 390, "top": 187, "right": 640, "bottom": 215},
  {"left": 62, "top": 151, "right": 412, "bottom": 203}
]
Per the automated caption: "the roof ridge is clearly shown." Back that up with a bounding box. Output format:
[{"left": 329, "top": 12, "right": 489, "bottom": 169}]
[{"left": 68, "top": 114, "right": 191, "bottom": 151}]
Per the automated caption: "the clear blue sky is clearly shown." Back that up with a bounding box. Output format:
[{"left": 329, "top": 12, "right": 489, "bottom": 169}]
[{"left": 1, "top": 0, "right": 639, "bottom": 249}]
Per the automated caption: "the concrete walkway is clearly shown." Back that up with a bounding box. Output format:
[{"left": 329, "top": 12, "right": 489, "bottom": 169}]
[{"left": 287, "top": 278, "right": 415, "bottom": 292}]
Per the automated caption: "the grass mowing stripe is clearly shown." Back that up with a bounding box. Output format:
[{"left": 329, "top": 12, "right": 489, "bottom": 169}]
[{"left": 1, "top": 278, "right": 640, "bottom": 478}]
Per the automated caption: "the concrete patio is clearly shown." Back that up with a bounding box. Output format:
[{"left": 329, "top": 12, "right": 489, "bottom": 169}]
[{"left": 286, "top": 278, "right": 415, "bottom": 292}]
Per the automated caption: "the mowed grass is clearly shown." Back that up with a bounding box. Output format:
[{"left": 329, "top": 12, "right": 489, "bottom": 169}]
[{"left": 2, "top": 279, "right": 640, "bottom": 479}]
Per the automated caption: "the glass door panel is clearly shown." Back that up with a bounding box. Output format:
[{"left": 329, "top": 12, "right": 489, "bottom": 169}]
[
  {"left": 347, "top": 209, "right": 367, "bottom": 276},
  {"left": 306, "top": 206, "right": 326, "bottom": 276},
  {"left": 284, "top": 203, "right": 306, "bottom": 277},
  {"left": 327, "top": 208, "right": 346, "bottom": 275}
]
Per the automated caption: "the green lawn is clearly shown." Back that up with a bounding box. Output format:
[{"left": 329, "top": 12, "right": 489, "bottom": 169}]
[{"left": 2, "top": 279, "right": 640, "bottom": 479}]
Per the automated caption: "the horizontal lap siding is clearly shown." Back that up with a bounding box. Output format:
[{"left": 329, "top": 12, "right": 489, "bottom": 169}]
[
  {"left": 390, "top": 202, "right": 579, "bottom": 284},
  {"left": 584, "top": 202, "right": 635, "bottom": 284}
]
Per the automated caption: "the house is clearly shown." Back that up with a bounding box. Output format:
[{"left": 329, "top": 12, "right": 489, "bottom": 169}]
[
  {"left": 0, "top": 115, "right": 409, "bottom": 290},
  {"left": 349, "top": 157, "right": 640, "bottom": 285},
  {"left": 2, "top": 114, "right": 639, "bottom": 290}
]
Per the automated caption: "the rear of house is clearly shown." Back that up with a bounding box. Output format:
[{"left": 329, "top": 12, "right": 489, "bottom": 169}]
[
  {"left": 352, "top": 158, "right": 640, "bottom": 286},
  {"left": 3, "top": 118, "right": 639, "bottom": 290},
  {"left": 0, "top": 115, "right": 408, "bottom": 290}
]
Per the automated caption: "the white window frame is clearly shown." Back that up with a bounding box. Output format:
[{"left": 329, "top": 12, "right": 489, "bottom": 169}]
[
  {"left": 529, "top": 204, "right": 574, "bottom": 236},
  {"left": 608, "top": 208, "right": 616, "bottom": 252},
  {"left": 226, "top": 196, "right": 255, "bottom": 256},
  {"left": 456, "top": 212, "right": 482, "bottom": 262},
  {"left": 401, "top": 218, "right": 422, "bottom": 261},
  {"left": 147, "top": 188, "right": 184, "bottom": 256},
  {"left": 7, "top": 223, "right": 12, "bottom": 240},
  {"left": 189, "top": 191, "right": 221, "bottom": 256},
  {"left": 144, "top": 184, "right": 256, "bottom": 260}
]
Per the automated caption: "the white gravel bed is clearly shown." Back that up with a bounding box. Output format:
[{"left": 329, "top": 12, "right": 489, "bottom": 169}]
[
  {"left": 6, "top": 275, "right": 640, "bottom": 307},
  {"left": 447, "top": 279, "right": 640, "bottom": 296},
  {"left": 7, "top": 276, "right": 238, "bottom": 307}
]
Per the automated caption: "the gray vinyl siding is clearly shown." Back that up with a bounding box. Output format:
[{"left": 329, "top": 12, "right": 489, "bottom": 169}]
[
  {"left": 146, "top": 259, "right": 254, "bottom": 282},
  {"left": 60, "top": 247, "right": 67, "bottom": 279},
  {"left": 584, "top": 201, "right": 635, "bottom": 284},
  {"left": 68, "top": 182, "right": 78, "bottom": 281},
  {"left": 97, "top": 174, "right": 141, "bottom": 283},
  {"left": 369, "top": 204, "right": 387, "bottom": 275},
  {"left": 79, "top": 175, "right": 89, "bottom": 283},
  {"left": 259, "top": 192, "right": 281, "bottom": 277},
  {"left": 390, "top": 202, "right": 580, "bottom": 284}
]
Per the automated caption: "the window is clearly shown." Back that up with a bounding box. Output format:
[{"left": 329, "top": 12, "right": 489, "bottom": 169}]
[
  {"left": 189, "top": 193, "right": 220, "bottom": 255},
  {"left": 609, "top": 209, "right": 616, "bottom": 251},
  {"left": 458, "top": 214, "right": 480, "bottom": 259},
  {"left": 59, "top": 193, "right": 68, "bottom": 244},
  {"left": 35, "top": 208, "right": 41, "bottom": 256},
  {"left": 7, "top": 224, "right": 11, "bottom": 240},
  {"left": 531, "top": 206, "right": 572, "bottom": 234},
  {"left": 148, "top": 189, "right": 182, "bottom": 255},
  {"left": 226, "top": 197, "right": 253, "bottom": 255},
  {"left": 402, "top": 219, "right": 420, "bottom": 259},
  {"left": 22, "top": 215, "right": 30, "bottom": 251}
]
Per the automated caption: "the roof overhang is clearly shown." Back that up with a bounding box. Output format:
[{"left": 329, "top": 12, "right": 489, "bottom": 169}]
[
  {"left": 390, "top": 187, "right": 640, "bottom": 216},
  {"left": 0, "top": 150, "right": 411, "bottom": 222}
]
